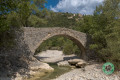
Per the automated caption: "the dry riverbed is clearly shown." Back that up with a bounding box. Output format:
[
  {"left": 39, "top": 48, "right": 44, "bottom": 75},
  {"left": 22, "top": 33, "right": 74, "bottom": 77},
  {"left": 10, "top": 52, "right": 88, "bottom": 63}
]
[
  {"left": 3, "top": 50, "right": 119, "bottom": 80},
  {"left": 33, "top": 50, "right": 120, "bottom": 80},
  {"left": 54, "top": 63, "right": 120, "bottom": 80}
]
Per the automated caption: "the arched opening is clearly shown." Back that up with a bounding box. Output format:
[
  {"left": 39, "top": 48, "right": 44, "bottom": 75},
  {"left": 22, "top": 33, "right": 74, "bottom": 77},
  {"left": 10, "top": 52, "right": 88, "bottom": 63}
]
[{"left": 34, "top": 34, "right": 86, "bottom": 59}]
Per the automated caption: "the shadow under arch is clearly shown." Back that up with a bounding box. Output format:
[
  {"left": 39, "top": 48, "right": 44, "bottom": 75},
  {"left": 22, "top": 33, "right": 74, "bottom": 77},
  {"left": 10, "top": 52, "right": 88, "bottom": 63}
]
[{"left": 34, "top": 33, "right": 87, "bottom": 60}]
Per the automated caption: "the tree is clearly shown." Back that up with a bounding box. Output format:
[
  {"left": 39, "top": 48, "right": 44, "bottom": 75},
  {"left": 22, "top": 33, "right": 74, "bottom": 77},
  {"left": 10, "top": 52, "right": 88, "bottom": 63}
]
[
  {"left": 33, "top": 0, "right": 47, "bottom": 9},
  {"left": 0, "top": 0, "right": 47, "bottom": 48},
  {"left": 0, "top": 0, "right": 19, "bottom": 48},
  {"left": 17, "top": 1, "right": 31, "bottom": 27},
  {"left": 93, "top": 0, "right": 120, "bottom": 69},
  {"left": 28, "top": 15, "right": 47, "bottom": 27}
]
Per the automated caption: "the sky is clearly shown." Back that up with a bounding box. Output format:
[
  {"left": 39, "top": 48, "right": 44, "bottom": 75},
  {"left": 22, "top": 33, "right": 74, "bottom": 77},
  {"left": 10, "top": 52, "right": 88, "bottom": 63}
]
[{"left": 45, "top": 0, "right": 104, "bottom": 15}]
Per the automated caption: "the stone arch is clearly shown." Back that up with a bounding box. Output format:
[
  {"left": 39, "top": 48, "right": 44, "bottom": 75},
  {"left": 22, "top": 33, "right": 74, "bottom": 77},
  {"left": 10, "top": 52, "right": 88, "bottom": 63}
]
[
  {"left": 35, "top": 34, "right": 85, "bottom": 58},
  {"left": 23, "top": 27, "right": 89, "bottom": 60}
]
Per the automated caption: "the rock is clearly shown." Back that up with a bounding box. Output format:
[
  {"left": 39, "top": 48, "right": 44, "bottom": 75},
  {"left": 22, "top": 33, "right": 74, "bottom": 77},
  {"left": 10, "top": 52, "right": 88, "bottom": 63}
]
[
  {"left": 14, "top": 73, "right": 23, "bottom": 80},
  {"left": 27, "top": 61, "right": 54, "bottom": 79},
  {"left": 0, "top": 72, "right": 23, "bottom": 80},
  {"left": 57, "top": 61, "right": 70, "bottom": 67},
  {"left": 0, "top": 77, "right": 13, "bottom": 80},
  {"left": 76, "top": 61, "right": 87, "bottom": 68},
  {"left": 68, "top": 59, "right": 85, "bottom": 65},
  {"left": 70, "top": 66, "right": 76, "bottom": 69},
  {"left": 29, "top": 61, "right": 54, "bottom": 72}
]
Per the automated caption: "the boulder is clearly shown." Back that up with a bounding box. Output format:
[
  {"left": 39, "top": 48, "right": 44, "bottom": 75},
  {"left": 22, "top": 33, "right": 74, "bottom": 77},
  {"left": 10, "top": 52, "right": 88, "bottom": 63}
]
[
  {"left": 29, "top": 61, "right": 54, "bottom": 72},
  {"left": 28, "top": 61, "right": 54, "bottom": 78},
  {"left": 76, "top": 61, "right": 87, "bottom": 68},
  {"left": 68, "top": 59, "right": 85, "bottom": 65},
  {"left": 57, "top": 61, "right": 70, "bottom": 67}
]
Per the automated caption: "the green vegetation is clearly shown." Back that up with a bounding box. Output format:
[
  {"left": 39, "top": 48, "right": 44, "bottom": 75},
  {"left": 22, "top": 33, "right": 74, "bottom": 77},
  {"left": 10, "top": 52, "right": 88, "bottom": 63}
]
[
  {"left": 0, "top": 0, "right": 47, "bottom": 48},
  {"left": 0, "top": 0, "right": 120, "bottom": 69},
  {"left": 73, "top": 0, "right": 120, "bottom": 69}
]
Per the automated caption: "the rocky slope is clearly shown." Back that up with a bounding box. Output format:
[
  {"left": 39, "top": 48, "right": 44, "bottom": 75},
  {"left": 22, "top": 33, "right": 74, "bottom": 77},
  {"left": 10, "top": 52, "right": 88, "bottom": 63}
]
[{"left": 54, "top": 63, "right": 120, "bottom": 80}]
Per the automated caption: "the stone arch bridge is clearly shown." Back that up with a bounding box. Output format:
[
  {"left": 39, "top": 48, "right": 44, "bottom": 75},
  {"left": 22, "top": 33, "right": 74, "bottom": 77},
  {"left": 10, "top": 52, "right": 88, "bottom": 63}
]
[{"left": 23, "top": 27, "right": 91, "bottom": 60}]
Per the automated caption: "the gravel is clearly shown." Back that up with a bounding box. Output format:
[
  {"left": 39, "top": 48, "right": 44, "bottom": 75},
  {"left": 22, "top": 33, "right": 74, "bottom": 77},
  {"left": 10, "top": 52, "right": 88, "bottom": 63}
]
[
  {"left": 34, "top": 50, "right": 79, "bottom": 63},
  {"left": 35, "top": 50, "right": 120, "bottom": 80},
  {"left": 53, "top": 64, "right": 120, "bottom": 80}
]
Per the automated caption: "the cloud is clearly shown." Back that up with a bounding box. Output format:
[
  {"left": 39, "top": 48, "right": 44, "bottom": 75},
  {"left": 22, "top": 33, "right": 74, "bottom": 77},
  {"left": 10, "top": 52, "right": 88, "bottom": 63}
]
[{"left": 50, "top": 0, "right": 104, "bottom": 15}]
